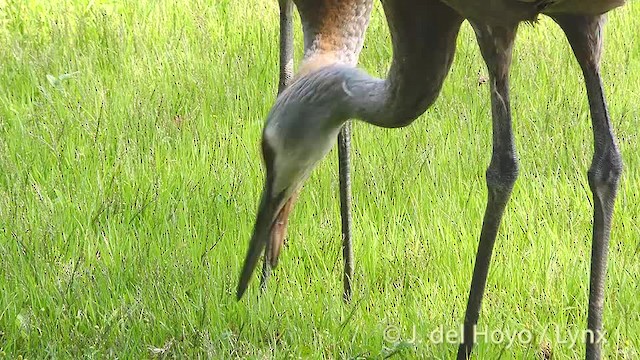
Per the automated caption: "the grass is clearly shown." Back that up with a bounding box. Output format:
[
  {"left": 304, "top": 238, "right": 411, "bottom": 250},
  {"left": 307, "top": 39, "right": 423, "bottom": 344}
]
[{"left": 0, "top": 0, "right": 638, "bottom": 358}]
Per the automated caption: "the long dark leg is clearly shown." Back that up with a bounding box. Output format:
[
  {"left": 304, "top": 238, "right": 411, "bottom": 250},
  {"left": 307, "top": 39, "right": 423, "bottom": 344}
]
[
  {"left": 457, "top": 23, "right": 519, "bottom": 360},
  {"left": 338, "top": 122, "right": 353, "bottom": 302},
  {"left": 552, "top": 14, "right": 622, "bottom": 360},
  {"left": 277, "top": 0, "right": 294, "bottom": 94},
  {"left": 261, "top": 0, "right": 294, "bottom": 292}
]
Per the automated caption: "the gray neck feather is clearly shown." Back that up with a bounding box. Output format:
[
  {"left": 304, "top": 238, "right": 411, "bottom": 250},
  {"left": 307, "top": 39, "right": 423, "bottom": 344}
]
[{"left": 281, "top": 64, "right": 426, "bottom": 130}]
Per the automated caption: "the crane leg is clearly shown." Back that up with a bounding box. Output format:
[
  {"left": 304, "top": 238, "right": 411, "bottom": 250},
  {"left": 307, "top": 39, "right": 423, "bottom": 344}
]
[
  {"left": 338, "top": 122, "right": 353, "bottom": 302},
  {"left": 552, "top": 14, "right": 622, "bottom": 360},
  {"left": 276, "top": 0, "right": 294, "bottom": 94},
  {"left": 261, "top": 0, "right": 294, "bottom": 293},
  {"left": 457, "top": 23, "right": 519, "bottom": 359}
]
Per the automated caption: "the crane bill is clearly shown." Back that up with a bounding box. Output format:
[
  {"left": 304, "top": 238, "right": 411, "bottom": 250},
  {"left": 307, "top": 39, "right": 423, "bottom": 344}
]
[
  {"left": 236, "top": 188, "right": 299, "bottom": 300},
  {"left": 237, "top": 191, "right": 277, "bottom": 300}
]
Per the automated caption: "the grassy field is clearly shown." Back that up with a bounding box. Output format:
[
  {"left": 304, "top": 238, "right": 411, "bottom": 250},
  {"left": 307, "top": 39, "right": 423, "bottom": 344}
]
[{"left": 0, "top": 0, "right": 639, "bottom": 358}]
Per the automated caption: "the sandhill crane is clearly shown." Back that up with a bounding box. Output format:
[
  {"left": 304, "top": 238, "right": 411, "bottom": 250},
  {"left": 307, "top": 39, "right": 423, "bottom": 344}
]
[{"left": 237, "top": 0, "right": 627, "bottom": 359}]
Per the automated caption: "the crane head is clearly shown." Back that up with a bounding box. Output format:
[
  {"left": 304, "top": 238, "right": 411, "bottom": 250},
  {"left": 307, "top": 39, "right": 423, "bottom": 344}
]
[{"left": 236, "top": 66, "right": 353, "bottom": 300}]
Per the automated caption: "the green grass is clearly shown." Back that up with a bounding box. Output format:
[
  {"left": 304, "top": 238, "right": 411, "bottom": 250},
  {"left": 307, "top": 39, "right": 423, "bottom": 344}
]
[{"left": 0, "top": 0, "right": 639, "bottom": 358}]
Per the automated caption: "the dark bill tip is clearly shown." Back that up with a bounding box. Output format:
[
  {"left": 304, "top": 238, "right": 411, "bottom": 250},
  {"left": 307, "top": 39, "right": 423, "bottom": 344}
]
[
  {"left": 236, "top": 239, "right": 265, "bottom": 300},
  {"left": 236, "top": 189, "right": 285, "bottom": 301}
]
